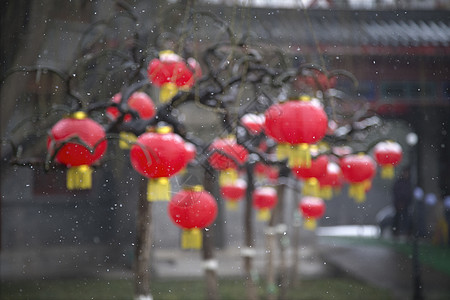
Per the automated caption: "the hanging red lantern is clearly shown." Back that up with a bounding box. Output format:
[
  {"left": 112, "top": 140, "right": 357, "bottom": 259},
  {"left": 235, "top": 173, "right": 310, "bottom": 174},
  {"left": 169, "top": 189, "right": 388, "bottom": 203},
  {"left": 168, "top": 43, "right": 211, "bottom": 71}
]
[
  {"left": 220, "top": 178, "right": 247, "bottom": 210},
  {"left": 318, "top": 162, "right": 343, "bottom": 200},
  {"left": 292, "top": 154, "right": 328, "bottom": 197},
  {"left": 241, "top": 113, "right": 265, "bottom": 135},
  {"left": 264, "top": 96, "right": 328, "bottom": 168},
  {"left": 130, "top": 126, "right": 189, "bottom": 201},
  {"left": 147, "top": 50, "right": 201, "bottom": 103},
  {"left": 106, "top": 91, "right": 156, "bottom": 149},
  {"left": 373, "top": 141, "right": 403, "bottom": 179},
  {"left": 208, "top": 136, "right": 248, "bottom": 186},
  {"left": 340, "top": 154, "right": 376, "bottom": 203},
  {"left": 298, "top": 69, "right": 337, "bottom": 91},
  {"left": 299, "top": 196, "right": 326, "bottom": 230},
  {"left": 47, "top": 111, "right": 107, "bottom": 190},
  {"left": 168, "top": 186, "right": 218, "bottom": 249},
  {"left": 252, "top": 186, "right": 278, "bottom": 221},
  {"left": 254, "top": 163, "right": 279, "bottom": 184}
]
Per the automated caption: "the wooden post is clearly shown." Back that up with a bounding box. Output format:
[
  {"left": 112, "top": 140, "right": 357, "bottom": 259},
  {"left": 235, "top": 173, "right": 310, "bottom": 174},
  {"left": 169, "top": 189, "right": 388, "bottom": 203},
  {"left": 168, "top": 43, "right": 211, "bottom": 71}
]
[{"left": 134, "top": 176, "right": 153, "bottom": 300}]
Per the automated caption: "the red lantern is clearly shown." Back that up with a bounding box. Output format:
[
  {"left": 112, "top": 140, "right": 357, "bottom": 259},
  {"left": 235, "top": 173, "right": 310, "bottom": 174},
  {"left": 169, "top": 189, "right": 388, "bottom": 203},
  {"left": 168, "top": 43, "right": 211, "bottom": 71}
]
[
  {"left": 220, "top": 179, "right": 247, "bottom": 210},
  {"left": 241, "top": 113, "right": 265, "bottom": 135},
  {"left": 340, "top": 154, "right": 376, "bottom": 203},
  {"left": 299, "top": 196, "right": 326, "bottom": 230},
  {"left": 318, "top": 162, "right": 343, "bottom": 199},
  {"left": 184, "top": 142, "right": 197, "bottom": 163},
  {"left": 47, "top": 111, "right": 107, "bottom": 190},
  {"left": 168, "top": 186, "right": 218, "bottom": 249},
  {"left": 264, "top": 96, "right": 328, "bottom": 167},
  {"left": 254, "top": 163, "right": 279, "bottom": 184},
  {"left": 292, "top": 155, "right": 328, "bottom": 197},
  {"left": 373, "top": 141, "right": 403, "bottom": 179},
  {"left": 298, "top": 69, "right": 337, "bottom": 91},
  {"left": 130, "top": 127, "right": 189, "bottom": 201},
  {"left": 252, "top": 186, "right": 278, "bottom": 221},
  {"left": 147, "top": 50, "right": 201, "bottom": 103},
  {"left": 208, "top": 136, "right": 248, "bottom": 186}
]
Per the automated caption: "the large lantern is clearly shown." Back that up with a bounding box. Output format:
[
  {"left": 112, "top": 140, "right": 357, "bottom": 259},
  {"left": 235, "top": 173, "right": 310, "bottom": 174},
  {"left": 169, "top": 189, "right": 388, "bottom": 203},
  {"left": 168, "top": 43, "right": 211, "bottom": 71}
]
[
  {"left": 147, "top": 50, "right": 201, "bottom": 103},
  {"left": 47, "top": 111, "right": 107, "bottom": 190},
  {"left": 299, "top": 196, "right": 326, "bottom": 230},
  {"left": 241, "top": 113, "right": 265, "bottom": 135},
  {"left": 292, "top": 154, "right": 328, "bottom": 197},
  {"left": 252, "top": 186, "right": 278, "bottom": 221},
  {"left": 208, "top": 136, "right": 248, "bottom": 186},
  {"left": 340, "top": 154, "right": 376, "bottom": 203},
  {"left": 106, "top": 91, "right": 156, "bottom": 149},
  {"left": 130, "top": 127, "right": 189, "bottom": 201},
  {"left": 220, "top": 178, "right": 247, "bottom": 210},
  {"left": 373, "top": 141, "right": 403, "bottom": 179},
  {"left": 168, "top": 186, "right": 218, "bottom": 249},
  {"left": 264, "top": 96, "right": 328, "bottom": 168},
  {"left": 318, "top": 162, "right": 343, "bottom": 200}
]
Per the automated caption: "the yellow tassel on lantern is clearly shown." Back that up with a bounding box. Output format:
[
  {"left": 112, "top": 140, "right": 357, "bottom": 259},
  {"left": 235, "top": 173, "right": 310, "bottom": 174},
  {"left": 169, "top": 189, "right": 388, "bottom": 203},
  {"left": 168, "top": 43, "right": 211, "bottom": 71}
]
[
  {"left": 181, "top": 228, "right": 203, "bottom": 249},
  {"left": 276, "top": 143, "right": 289, "bottom": 160},
  {"left": 380, "top": 164, "right": 395, "bottom": 179},
  {"left": 219, "top": 168, "right": 238, "bottom": 186},
  {"left": 288, "top": 143, "right": 311, "bottom": 168},
  {"left": 320, "top": 186, "right": 333, "bottom": 200},
  {"left": 303, "top": 218, "right": 317, "bottom": 230},
  {"left": 257, "top": 208, "right": 271, "bottom": 221},
  {"left": 226, "top": 200, "right": 239, "bottom": 211},
  {"left": 66, "top": 165, "right": 93, "bottom": 190},
  {"left": 119, "top": 131, "right": 137, "bottom": 149},
  {"left": 348, "top": 182, "right": 366, "bottom": 203},
  {"left": 147, "top": 177, "right": 171, "bottom": 201},
  {"left": 160, "top": 82, "right": 178, "bottom": 103},
  {"left": 302, "top": 178, "right": 320, "bottom": 197}
]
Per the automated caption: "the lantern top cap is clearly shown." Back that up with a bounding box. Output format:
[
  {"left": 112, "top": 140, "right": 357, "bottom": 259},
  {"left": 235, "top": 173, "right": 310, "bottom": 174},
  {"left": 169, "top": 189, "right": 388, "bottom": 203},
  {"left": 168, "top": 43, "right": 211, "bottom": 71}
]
[
  {"left": 299, "top": 95, "right": 311, "bottom": 102},
  {"left": 183, "top": 185, "right": 204, "bottom": 192},
  {"left": 70, "top": 111, "right": 88, "bottom": 120},
  {"left": 159, "top": 49, "right": 174, "bottom": 56},
  {"left": 156, "top": 126, "right": 173, "bottom": 134}
]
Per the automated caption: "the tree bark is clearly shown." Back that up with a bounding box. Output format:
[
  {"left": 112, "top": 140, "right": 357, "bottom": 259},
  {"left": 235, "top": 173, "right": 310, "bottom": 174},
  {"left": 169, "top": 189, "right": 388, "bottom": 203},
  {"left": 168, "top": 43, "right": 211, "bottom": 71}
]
[{"left": 134, "top": 177, "right": 153, "bottom": 300}]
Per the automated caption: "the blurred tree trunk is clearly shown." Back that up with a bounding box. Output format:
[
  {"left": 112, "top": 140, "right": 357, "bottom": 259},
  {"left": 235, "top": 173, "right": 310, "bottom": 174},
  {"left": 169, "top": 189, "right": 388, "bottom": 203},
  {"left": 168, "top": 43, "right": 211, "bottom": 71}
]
[
  {"left": 290, "top": 180, "right": 302, "bottom": 287},
  {"left": 134, "top": 176, "right": 153, "bottom": 300}
]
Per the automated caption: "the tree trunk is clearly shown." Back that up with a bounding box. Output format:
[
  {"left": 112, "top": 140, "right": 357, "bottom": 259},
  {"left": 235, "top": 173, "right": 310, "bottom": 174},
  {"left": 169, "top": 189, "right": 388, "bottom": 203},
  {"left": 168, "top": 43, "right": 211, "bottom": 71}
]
[
  {"left": 134, "top": 177, "right": 153, "bottom": 300},
  {"left": 290, "top": 180, "right": 302, "bottom": 287},
  {"left": 243, "top": 162, "right": 259, "bottom": 300},
  {"left": 203, "top": 168, "right": 220, "bottom": 300},
  {"left": 276, "top": 185, "right": 288, "bottom": 300}
]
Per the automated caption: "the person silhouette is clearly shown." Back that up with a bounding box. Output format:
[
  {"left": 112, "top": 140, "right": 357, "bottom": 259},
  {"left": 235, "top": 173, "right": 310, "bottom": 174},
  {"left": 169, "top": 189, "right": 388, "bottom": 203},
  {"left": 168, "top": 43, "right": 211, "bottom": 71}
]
[{"left": 392, "top": 168, "right": 413, "bottom": 238}]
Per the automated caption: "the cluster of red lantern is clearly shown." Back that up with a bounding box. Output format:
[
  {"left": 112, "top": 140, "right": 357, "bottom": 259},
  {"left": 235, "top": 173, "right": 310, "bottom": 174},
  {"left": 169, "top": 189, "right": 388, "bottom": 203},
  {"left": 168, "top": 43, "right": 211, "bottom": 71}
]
[
  {"left": 147, "top": 50, "right": 202, "bottom": 103},
  {"left": 130, "top": 126, "right": 190, "bottom": 201},
  {"left": 208, "top": 136, "right": 248, "bottom": 187},
  {"left": 373, "top": 141, "right": 403, "bottom": 179},
  {"left": 252, "top": 186, "right": 278, "bottom": 221},
  {"left": 106, "top": 91, "right": 156, "bottom": 149},
  {"left": 254, "top": 162, "right": 279, "bottom": 184},
  {"left": 220, "top": 178, "right": 247, "bottom": 210},
  {"left": 340, "top": 154, "right": 376, "bottom": 203},
  {"left": 318, "top": 162, "right": 343, "bottom": 199},
  {"left": 47, "top": 111, "right": 107, "bottom": 190},
  {"left": 168, "top": 186, "right": 218, "bottom": 249},
  {"left": 264, "top": 96, "right": 328, "bottom": 168},
  {"left": 298, "top": 196, "right": 326, "bottom": 230},
  {"left": 292, "top": 153, "right": 328, "bottom": 197}
]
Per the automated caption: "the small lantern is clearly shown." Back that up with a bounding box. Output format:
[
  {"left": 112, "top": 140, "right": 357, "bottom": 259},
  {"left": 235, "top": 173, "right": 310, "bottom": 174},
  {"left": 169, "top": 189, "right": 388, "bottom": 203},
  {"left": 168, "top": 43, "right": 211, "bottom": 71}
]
[
  {"left": 47, "top": 111, "right": 107, "bottom": 190},
  {"left": 147, "top": 50, "right": 201, "bottom": 103},
  {"left": 265, "top": 96, "right": 328, "bottom": 168},
  {"left": 252, "top": 186, "right": 278, "bottom": 221},
  {"left": 299, "top": 196, "right": 326, "bottom": 230},
  {"left": 373, "top": 141, "right": 403, "bottom": 179},
  {"left": 106, "top": 91, "right": 156, "bottom": 149},
  {"left": 241, "top": 113, "right": 265, "bottom": 135},
  {"left": 208, "top": 136, "right": 248, "bottom": 187},
  {"left": 130, "top": 126, "right": 189, "bottom": 201},
  {"left": 168, "top": 186, "right": 218, "bottom": 249},
  {"left": 340, "top": 154, "right": 376, "bottom": 203},
  {"left": 292, "top": 154, "right": 328, "bottom": 197},
  {"left": 318, "top": 162, "right": 343, "bottom": 200},
  {"left": 254, "top": 162, "right": 279, "bottom": 184},
  {"left": 220, "top": 178, "right": 247, "bottom": 210}
]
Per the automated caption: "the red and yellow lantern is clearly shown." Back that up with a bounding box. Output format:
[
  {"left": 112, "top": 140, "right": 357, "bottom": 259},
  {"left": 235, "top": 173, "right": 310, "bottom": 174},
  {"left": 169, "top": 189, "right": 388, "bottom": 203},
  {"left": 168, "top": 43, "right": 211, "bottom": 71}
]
[
  {"left": 147, "top": 50, "right": 201, "bottom": 103},
  {"left": 220, "top": 178, "right": 247, "bottom": 210},
  {"left": 373, "top": 141, "right": 403, "bottom": 179},
  {"left": 299, "top": 196, "right": 326, "bottom": 230},
  {"left": 264, "top": 96, "right": 328, "bottom": 168},
  {"left": 292, "top": 154, "right": 328, "bottom": 197},
  {"left": 47, "top": 111, "right": 107, "bottom": 190},
  {"left": 208, "top": 136, "right": 248, "bottom": 186},
  {"left": 340, "top": 154, "right": 376, "bottom": 203},
  {"left": 252, "top": 186, "right": 278, "bottom": 221},
  {"left": 318, "top": 162, "right": 343, "bottom": 199},
  {"left": 130, "top": 127, "right": 189, "bottom": 201},
  {"left": 168, "top": 186, "right": 218, "bottom": 249}
]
